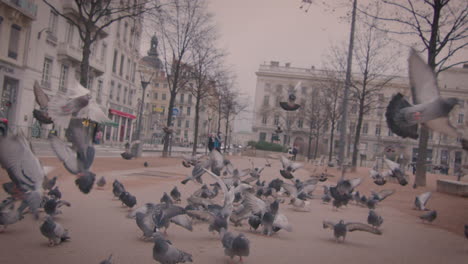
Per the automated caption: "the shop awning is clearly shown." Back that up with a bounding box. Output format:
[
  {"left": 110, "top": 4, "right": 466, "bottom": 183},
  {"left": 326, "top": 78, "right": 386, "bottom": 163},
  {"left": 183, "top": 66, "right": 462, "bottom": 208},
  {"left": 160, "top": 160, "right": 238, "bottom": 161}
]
[
  {"left": 101, "top": 121, "right": 119, "bottom": 127},
  {"left": 109, "top": 108, "right": 136, "bottom": 119}
]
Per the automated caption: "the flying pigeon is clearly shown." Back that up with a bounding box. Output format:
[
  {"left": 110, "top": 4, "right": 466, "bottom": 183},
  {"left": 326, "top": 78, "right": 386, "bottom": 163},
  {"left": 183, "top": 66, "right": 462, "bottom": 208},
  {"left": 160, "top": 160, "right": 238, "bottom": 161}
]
[
  {"left": 153, "top": 205, "right": 192, "bottom": 234},
  {"left": 220, "top": 229, "right": 250, "bottom": 263},
  {"left": 385, "top": 49, "right": 468, "bottom": 150},
  {"left": 97, "top": 176, "right": 106, "bottom": 188},
  {"left": 49, "top": 126, "right": 96, "bottom": 194},
  {"left": 384, "top": 158, "right": 409, "bottom": 186},
  {"left": 160, "top": 192, "right": 174, "bottom": 205},
  {"left": 99, "top": 254, "right": 113, "bottom": 264},
  {"left": 370, "top": 189, "right": 395, "bottom": 202},
  {"left": 32, "top": 81, "right": 53, "bottom": 124},
  {"left": 0, "top": 203, "right": 24, "bottom": 232},
  {"left": 322, "top": 220, "right": 382, "bottom": 242},
  {"left": 367, "top": 210, "right": 384, "bottom": 228},
  {"left": 181, "top": 159, "right": 210, "bottom": 184},
  {"left": 153, "top": 233, "right": 193, "bottom": 264},
  {"left": 420, "top": 210, "right": 437, "bottom": 223},
  {"left": 415, "top": 191, "right": 432, "bottom": 211},
  {"left": 280, "top": 81, "right": 301, "bottom": 111},
  {"left": 40, "top": 216, "right": 70, "bottom": 246},
  {"left": 0, "top": 132, "right": 46, "bottom": 219},
  {"left": 279, "top": 156, "right": 302, "bottom": 179}
]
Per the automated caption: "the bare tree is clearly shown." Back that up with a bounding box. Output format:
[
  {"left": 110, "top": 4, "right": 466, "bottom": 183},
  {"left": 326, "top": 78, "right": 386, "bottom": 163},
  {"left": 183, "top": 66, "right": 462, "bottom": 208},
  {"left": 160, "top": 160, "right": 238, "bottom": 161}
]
[
  {"left": 219, "top": 87, "right": 247, "bottom": 152},
  {"left": 303, "top": 88, "right": 329, "bottom": 160},
  {"left": 361, "top": 0, "right": 468, "bottom": 186},
  {"left": 149, "top": 0, "right": 215, "bottom": 157},
  {"left": 187, "top": 38, "right": 225, "bottom": 155},
  {"left": 43, "top": 0, "right": 156, "bottom": 87}
]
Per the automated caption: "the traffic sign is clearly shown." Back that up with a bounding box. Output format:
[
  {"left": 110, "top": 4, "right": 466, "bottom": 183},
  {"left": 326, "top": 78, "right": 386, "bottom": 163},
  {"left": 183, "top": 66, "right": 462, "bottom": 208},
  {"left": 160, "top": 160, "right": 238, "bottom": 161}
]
[{"left": 172, "top": 108, "right": 179, "bottom": 116}]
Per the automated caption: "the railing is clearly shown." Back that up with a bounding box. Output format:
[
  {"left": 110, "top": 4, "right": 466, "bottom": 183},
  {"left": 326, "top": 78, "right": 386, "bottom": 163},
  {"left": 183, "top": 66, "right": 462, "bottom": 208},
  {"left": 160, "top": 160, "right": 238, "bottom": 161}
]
[{"left": 1, "top": 0, "right": 37, "bottom": 19}]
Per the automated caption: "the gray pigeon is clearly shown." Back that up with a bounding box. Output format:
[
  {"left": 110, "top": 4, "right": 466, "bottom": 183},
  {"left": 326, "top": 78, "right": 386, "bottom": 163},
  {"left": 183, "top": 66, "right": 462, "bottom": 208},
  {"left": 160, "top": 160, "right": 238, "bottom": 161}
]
[
  {"left": 48, "top": 186, "right": 62, "bottom": 199},
  {"left": 220, "top": 228, "right": 250, "bottom": 262},
  {"left": 97, "top": 176, "right": 106, "bottom": 188},
  {"left": 153, "top": 233, "right": 193, "bottom": 264},
  {"left": 384, "top": 158, "right": 408, "bottom": 186},
  {"left": 43, "top": 197, "right": 71, "bottom": 217},
  {"left": 99, "top": 254, "right": 113, "bottom": 264},
  {"left": 119, "top": 191, "right": 137, "bottom": 208},
  {"left": 153, "top": 205, "right": 192, "bottom": 234},
  {"left": 136, "top": 211, "right": 157, "bottom": 240},
  {"left": 170, "top": 186, "right": 181, "bottom": 203},
  {"left": 181, "top": 159, "right": 210, "bottom": 184},
  {"left": 42, "top": 175, "right": 57, "bottom": 190},
  {"left": 415, "top": 191, "right": 432, "bottom": 211},
  {"left": 0, "top": 133, "right": 46, "bottom": 219},
  {"left": 40, "top": 216, "right": 70, "bottom": 246},
  {"left": 0, "top": 203, "right": 24, "bottom": 231},
  {"left": 367, "top": 210, "right": 383, "bottom": 228},
  {"left": 386, "top": 49, "right": 468, "bottom": 150},
  {"left": 160, "top": 192, "right": 174, "bottom": 205},
  {"left": 112, "top": 180, "right": 125, "bottom": 198},
  {"left": 279, "top": 81, "right": 301, "bottom": 111},
  {"left": 420, "top": 210, "right": 437, "bottom": 223},
  {"left": 279, "top": 155, "right": 303, "bottom": 179},
  {"left": 323, "top": 220, "right": 382, "bottom": 242}
]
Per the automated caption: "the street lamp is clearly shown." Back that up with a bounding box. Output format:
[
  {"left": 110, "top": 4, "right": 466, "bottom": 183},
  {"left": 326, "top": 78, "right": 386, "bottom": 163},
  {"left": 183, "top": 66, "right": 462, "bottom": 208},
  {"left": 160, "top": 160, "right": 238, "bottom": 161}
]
[{"left": 134, "top": 65, "right": 154, "bottom": 157}]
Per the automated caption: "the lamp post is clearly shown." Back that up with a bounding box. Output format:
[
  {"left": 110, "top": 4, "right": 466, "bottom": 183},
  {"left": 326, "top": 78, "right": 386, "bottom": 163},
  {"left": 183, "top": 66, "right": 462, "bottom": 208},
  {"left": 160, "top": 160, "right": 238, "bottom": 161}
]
[{"left": 134, "top": 67, "right": 154, "bottom": 157}]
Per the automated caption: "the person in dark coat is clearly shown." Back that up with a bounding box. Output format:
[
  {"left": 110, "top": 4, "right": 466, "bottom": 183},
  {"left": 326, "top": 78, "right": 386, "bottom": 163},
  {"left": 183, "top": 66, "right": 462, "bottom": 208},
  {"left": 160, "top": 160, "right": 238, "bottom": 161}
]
[{"left": 208, "top": 134, "right": 215, "bottom": 151}]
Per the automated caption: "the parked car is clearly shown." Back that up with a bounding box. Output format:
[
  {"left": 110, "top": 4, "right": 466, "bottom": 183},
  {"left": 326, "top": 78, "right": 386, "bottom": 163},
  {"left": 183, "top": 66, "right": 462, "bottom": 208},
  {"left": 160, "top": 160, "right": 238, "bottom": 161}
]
[{"left": 0, "top": 111, "right": 8, "bottom": 136}]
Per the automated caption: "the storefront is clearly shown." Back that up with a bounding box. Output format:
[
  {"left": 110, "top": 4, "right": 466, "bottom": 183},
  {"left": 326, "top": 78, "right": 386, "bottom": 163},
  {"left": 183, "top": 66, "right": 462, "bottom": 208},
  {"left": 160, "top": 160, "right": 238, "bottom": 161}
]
[{"left": 104, "top": 108, "right": 136, "bottom": 143}]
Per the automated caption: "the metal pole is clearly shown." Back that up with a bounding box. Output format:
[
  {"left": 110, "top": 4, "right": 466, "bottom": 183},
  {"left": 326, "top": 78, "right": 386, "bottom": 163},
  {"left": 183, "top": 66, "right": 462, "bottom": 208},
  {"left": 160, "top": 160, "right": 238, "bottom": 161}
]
[
  {"left": 135, "top": 81, "right": 148, "bottom": 157},
  {"left": 338, "top": 0, "right": 357, "bottom": 170}
]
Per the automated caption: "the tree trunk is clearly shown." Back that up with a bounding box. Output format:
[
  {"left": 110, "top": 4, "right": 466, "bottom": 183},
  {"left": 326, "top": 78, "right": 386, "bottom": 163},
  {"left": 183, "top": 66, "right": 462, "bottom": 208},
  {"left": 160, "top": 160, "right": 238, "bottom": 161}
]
[
  {"left": 224, "top": 112, "right": 230, "bottom": 153},
  {"left": 307, "top": 123, "right": 313, "bottom": 161},
  {"left": 328, "top": 120, "right": 336, "bottom": 162},
  {"left": 351, "top": 105, "right": 364, "bottom": 170},
  {"left": 192, "top": 94, "right": 201, "bottom": 156},
  {"left": 163, "top": 91, "right": 177, "bottom": 157},
  {"left": 314, "top": 128, "right": 320, "bottom": 159},
  {"left": 217, "top": 100, "right": 222, "bottom": 134}
]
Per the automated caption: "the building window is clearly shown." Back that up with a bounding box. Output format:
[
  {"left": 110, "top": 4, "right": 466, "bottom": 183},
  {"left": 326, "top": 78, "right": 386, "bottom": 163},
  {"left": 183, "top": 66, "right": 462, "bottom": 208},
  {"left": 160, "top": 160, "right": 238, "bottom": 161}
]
[
  {"left": 162, "top": 93, "right": 166, "bottom": 100},
  {"left": 126, "top": 58, "right": 130, "bottom": 80},
  {"left": 188, "top": 94, "right": 192, "bottom": 104},
  {"left": 128, "top": 89, "right": 133, "bottom": 105},
  {"left": 109, "top": 81, "right": 115, "bottom": 100},
  {"left": 101, "top": 43, "right": 107, "bottom": 62},
  {"left": 387, "top": 129, "right": 393, "bottom": 137},
  {"left": 59, "top": 64, "right": 69, "bottom": 92},
  {"left": 362, "top": 123, "right": 368, "bottom": 134},
  {"left": 177, "top": 119, "right": 182, "bottom": 127},
  {"left": 8, "top": 24, "right": 21, "bottom": 59},
  {"left": 180, "top": 94, "right": 185, "bottom": 103},
  {"left": 112, "top": 50, "right": 118, "bottom": 73},
  {"left": 297, "top": 119, "right": 303, "bottom": 128},
  {"left": 259, "top": 132, "right": 266, "bottom": 142},
  {"left": 187, "top": 107, "right": 191, "bottom": 115},
  {"left": 262, "top": 115, "right": 267, "bottom": 125},
  {"left": 153, "top": 92, "right": 158, "bottom": 100},
  {"left": 274, "top": 115, "right": 280, "bottom": 126},
  {"left": 184, "top": 130, "right": 188, "bottom": 139},
  {"left": 123, "top": 87, "right": 128, "bottom": 104},
  {"left": 65, "top": 21, "right": 74, "bottom": 44},
  {"left": 123, "top": 22, "right": 128, "bottom": 43},
  {"left": 97, "top": 80, "right": 103, "bottom": 103},
  {"left": 48, "top": 10, "right": 58, "bottom": 36},
  {"left": 179, "top": 106, "right": 184, "bottom": 115},
  {"left": 154, "top": 82, "right": 160, "bottom": 88},
  {"left": 458, "top": 113, "right": 464, "bottom": 124},
  {"left": 117, "top": 84, "right": 121, "bottom": 102},
  {"left": 375, "top": 124, "right": 381, "bottom": 136},
  {"left": 275, "top": 96, "right": 281, "bottom": 105},
  {"left": 132, "top": 62, "right": 136, "bottom": 82},
  {"left": 263, "top": 95, "right": 269, "bottom": 106},
  {"left": 119, "top": 55, "right": 125, "bottom": 76},
  {"left": 185, "top": 120, "right": 190, "bottom": 128},
  {"left": 88, "top": 75, "right": 94, "bottom": 90},
  {"left": 41, "top": 57, "right": 53, "bottom": 89}
]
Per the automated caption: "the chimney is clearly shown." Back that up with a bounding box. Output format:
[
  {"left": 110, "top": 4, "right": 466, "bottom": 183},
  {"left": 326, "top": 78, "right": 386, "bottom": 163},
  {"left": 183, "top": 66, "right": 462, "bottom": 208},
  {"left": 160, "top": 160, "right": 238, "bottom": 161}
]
[{"left": 270, "top": 61, "right": 279, "bottom": 67}]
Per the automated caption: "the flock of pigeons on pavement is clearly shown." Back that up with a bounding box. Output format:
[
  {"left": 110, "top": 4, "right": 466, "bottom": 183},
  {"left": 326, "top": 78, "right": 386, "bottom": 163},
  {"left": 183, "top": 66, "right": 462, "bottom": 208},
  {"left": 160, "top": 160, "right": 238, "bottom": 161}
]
[{"left": 0, "top": 48, "right": 467, "bottom": 263}]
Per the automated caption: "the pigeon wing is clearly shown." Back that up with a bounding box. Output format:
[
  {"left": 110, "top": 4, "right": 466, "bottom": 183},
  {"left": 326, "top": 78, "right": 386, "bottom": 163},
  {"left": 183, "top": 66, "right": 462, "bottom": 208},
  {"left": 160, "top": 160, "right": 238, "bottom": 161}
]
[
  {"left": 417, "top": 191, "right": 432, "bottom": 207},
  {"left": 186, "top": 210, "right": 216, "bottom": 224},
  {"left": 425, "top": 117, "right": 461, "bottom": 138},
  {"left": 346, "top": 222, "right": 382, "bottom": 235},
  {"left": 409, "top": 49, "right": 440, "bottom": 105},
  {"left": 376, "top": 189, "right": 396, "bottom": 201},
  {"left": 280, "top": 156, "right": 290, "bottom": 169},
  {"left": 243, "top": 192, "right": 268, "bottom": 215},
  {"left": 33, "top": 80, "right": 49, "bottom": 109},
  {"left": 322, "top": 220, "right": 336, "bottom": 230},
  {"left": 49, "top": 135, "right": 80, "bottom": 174},
  {"left": 281, "top": 182, "right": 298, "bottom": 197},
  {"left": 203, "top": 168, "right": 233, "bottom": 214},
  {"left": 170, "top": 214, "right": 193, "bottom": 231},
  {"left": 384, "top": 158, "right": 400, "bottom": 171},
  {"left": 273, "top": 213, "right": 292, "bottom": 232}
]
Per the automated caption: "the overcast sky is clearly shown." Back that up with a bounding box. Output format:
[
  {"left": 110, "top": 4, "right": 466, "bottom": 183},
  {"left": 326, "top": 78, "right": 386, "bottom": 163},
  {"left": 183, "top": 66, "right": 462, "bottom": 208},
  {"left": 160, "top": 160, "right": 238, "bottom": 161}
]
[{"left": 207, "top": 0, "right": 352, "bottom": 132}]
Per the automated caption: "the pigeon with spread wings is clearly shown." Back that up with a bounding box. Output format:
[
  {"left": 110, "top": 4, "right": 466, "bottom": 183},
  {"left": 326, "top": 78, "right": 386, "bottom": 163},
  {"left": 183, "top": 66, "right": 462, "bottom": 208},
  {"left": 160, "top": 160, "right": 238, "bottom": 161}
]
[
  {"left": 279, "top": 81, "right": 301, "bottom": 111},
  {"left": 323, "top": 220, "right": 382, "bottom": 242}
]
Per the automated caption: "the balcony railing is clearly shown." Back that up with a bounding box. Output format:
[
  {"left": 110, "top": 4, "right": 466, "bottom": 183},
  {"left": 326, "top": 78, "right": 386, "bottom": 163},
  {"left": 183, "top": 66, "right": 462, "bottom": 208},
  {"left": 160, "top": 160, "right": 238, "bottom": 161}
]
[
  {"left": 1, "top": 0, "right": 37, "bottom": 19},
  {"left": 58, "top": 42, "right": 106, "bottom": 75}
]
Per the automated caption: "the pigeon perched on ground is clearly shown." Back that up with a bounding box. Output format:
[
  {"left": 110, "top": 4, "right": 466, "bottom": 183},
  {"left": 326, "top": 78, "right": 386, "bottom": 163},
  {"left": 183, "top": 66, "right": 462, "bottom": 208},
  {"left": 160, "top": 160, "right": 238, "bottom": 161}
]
[
  {"left": 367, "top": 210, "right": 384, "bottom": 228},
  {"left": 420, "top": 210, "right": 437, "bottom": 223},
  {"left": 0, "top": 203, "right": 24, "bottom": 232},
  {"left": 112, "top": 180, "right": 125, "bottom": 198},
  {"left": 385, "top": 49, "right": 468, "bottom": 150},
  {"left": 119, "top": 191, "right": 137, "bottom": 208},
  {"left": 135, "top": 211, "right": 157, "bottom": 240},
  {"left": 99, "top": 254, "right": 113, "bottom": 264},
  {"left": 48, "top": 186, "right": 62, "bottom": 199},
  {"left": 220, "top": 228, "right": 250, "bottom": 263},
  {"left": 323, "top": 220, "right": 382, "bottom": 242},
  {"left": 43, "top": 197, "right": 71, "bottom": 217},
  {"left": 279, "top": 81, "right": 301, "bottom": 111},
  {"left": 153, "top": 233, "right": 193, "bottom": 264},
  {"left": 144, "top": 161, "right": 149, "bottom": 167},
  {"left": 415, "top": 191, "right": 432, "bottom": 211},
  {"left": 279, "top": 156, "right": 302, "bottom": 179},
  {"left": 97, "top": 176, "right": 106, "bottom": 188},
  {"left": 153, "top": 205, "right": 192, "bottom": 234},
  {"left": 170, "top": 186, "right": 181, "bottom": 203},
  {"left": 40, "top": 216, "right": 70, "bottom": 246},
  {"left": 49, "top": 126, "right": 96, "bottom": 194},
  {"left": 121, "top": 151, "right": 134, "bottom": 160},
  {"left": 160, "top": 192, "right": 174, "bottom": 205},
  {"left": 0, "top": 132, "right": 46, "bottom": 219}
]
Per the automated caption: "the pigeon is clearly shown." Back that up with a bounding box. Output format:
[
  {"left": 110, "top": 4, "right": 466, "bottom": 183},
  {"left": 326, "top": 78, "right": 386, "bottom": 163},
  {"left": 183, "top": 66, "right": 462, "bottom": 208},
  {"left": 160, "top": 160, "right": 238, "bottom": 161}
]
[
  {"left": 48, "top": 186, "right": 62, "bottom": 199},
  {"left": 160, "top": 192, "right": 174, "bottom": 205},
  {"left": 112, "top": 180, "right": 125, "bottom": 198},
  {"left": 121, "top": 151, "right": 134, "bottom": 160},
  {"left": 32, "top": 81, "right": 53, "bottom": 124},
  {"left": 370, "top": 189, "right": 396, "bottom": 202},
  {"left": 0, "top": 203, "right": 24, "bottom": 232},
  {"left": 153, "top": 233, "right": 193, "bottom": 264},
  {"left": 49, "top": 126, "right": 96, "bottom": 194},
  {"left": 181, "top": 154, "right": 202, "bottom": 168},
  {"left": 367, "top": 210, "right": 384, "bottom": 228},
  {"left": 420, "top": 210, "right": 437, "bottom": 223},
  {"left": 144, "top": 161, "right": 149, "bottom": 167},
  {"left": 279, "top": 81, "right": 301, "bottom": 111},
  {"left": 385, "top": 49, "right": 468, "bottom": 150},
  {"left": 153, "top": 205, "right": 192, "bottom": 234},
  {"left": 170, "top": 186, "right": 181, "bottom": 203},
  {"left": 181, "top": 159, "right": 210, "bottom": 184},
  {"left": 321, "top": 186, "right": 332, "bottom": 203},
  {"left": 281, "top": 178, "right": 317, "bottom": 201},
  {"left": 43, "top": 197, "right": 71, "bottom": 217},
  {"left": 384, "top": 158, "right": 408, "bottom": 186},
  {"left": 279, "top": 156, "right": 302, "bottom": 179},
  {"left": 40, "top": 216, "right": 70, "bottom": 246},
  {"left": 99, "top": 254, "right": 113, "bottom": 264},
  {"left": 42, "top": 175, "right": 57, "bottom": 190},
  {"left": 0, "top": 132, "right": 46, "bottom": 219},
  {"left": 370, "top": 167, "right": 389, "bottom": 186},
  {"left": 220, "top": 229, "right": 250, "bottom": 263},
  {"left": 323, "top": 220, "right": 382, "bottom": 242},
  {"left": 97, "top": 176, "right": 106, "bottom": 188},
  {"left": 248, "top": 214, "right": 262, "bottom": 230},
  {"left": 415, "top": 191, "right": 432, "bottom": 211},
  {"left": 135, "top": 211, "right": 157, "bottom": 240},
  {"left": 366, "top": 199, "right": 378, "bottom": 210},
  {"left": 119, "top": 191, "right": 137, "bottom": 208}
]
